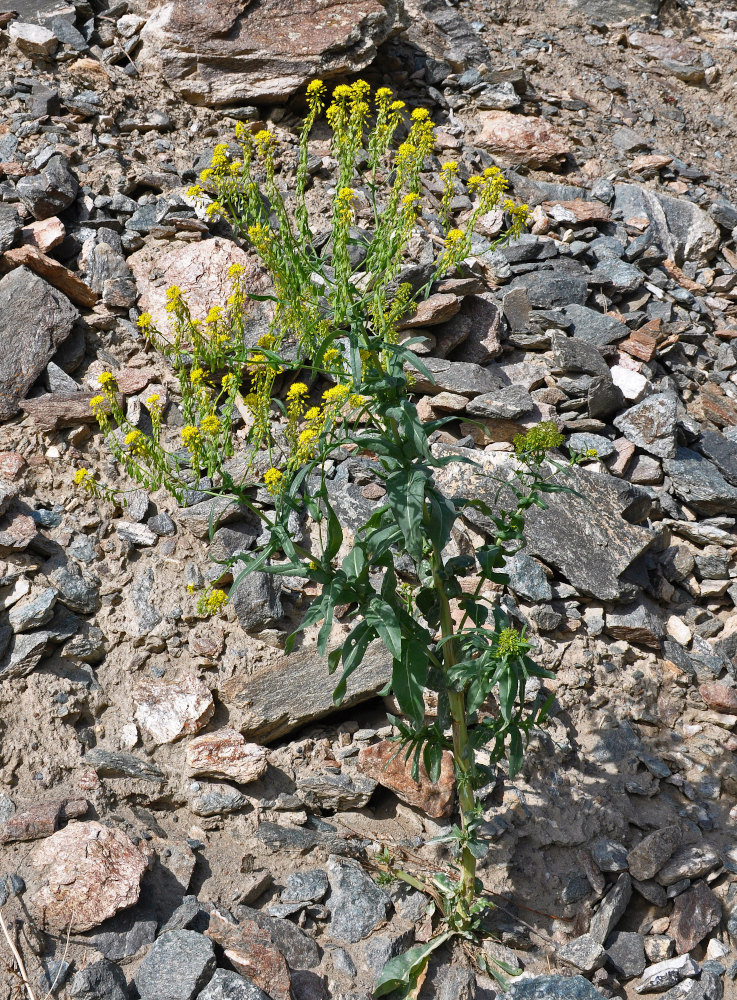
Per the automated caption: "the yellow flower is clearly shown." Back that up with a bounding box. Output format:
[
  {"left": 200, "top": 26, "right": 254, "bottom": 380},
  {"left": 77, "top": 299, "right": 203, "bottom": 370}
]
[
  {"left": 322, "top": 347, "right": 341, "bottom": 366},
  {"left": 411, "top": 107, "right": 430, "bottom": 121},
  {"left": 197, "top": 589, "right": 228, "bottom": 615},
  {"left": 227, "top": 263, "right": 245, "bottom": 280},
  {"left": 137, "top": 312, "right": 153, "bottom": 335},
  {"left": 304, "top": 406, "right": 323, "bottom": 423},
  {"left": 376, "top": 86, "right": 393, "bottom": 101},
  {"left": 181, "top": 425, "right": 201, "bottom": 450},
  {"left": 200, "top": 414, "right": 220, "bottom": 436},
  {"left": 221, "top": 373, "right": 239, "bottom": 394},
  {"left": 97, "top": 371, "right": 118, "bottom": 391},
  {"left": 73, "top": 468, "right": 89, "bottom": 486},
  {"left": 441, "top": 160, "right": 458, "bottom": 174},
  {"left": 89, "top": 394, "right": 105, "bottom": 411},
  {"left": 205, "top": 202, "right": 223, "bottom": 220},
  {"left": 165, "top": 286, "right": 183, "bottom": 313},
  {"left": 286, "top": 382, "right": 309, "bottom": 402},
  {"left": 446, "top": 228, "right": 465, "bottom": 245},
  {"left": 296, "top": 428, "right": 318, "bottom": 462},
  {"left": 190, "top": 367, "right": 206, "bottom": 385},
  {"left": 125, "top": 429, "right": 147, "bottom": 455},
  {"left": 322, "top": 384, "right": 350, "bottom": 406},
  {"left": 402, "top": 193, "right": 420, "bottom": 209},
  {"left": 264, "top": 467, "right": 284, "bottom": 496},
  {"left": 390, "top": 100, "right": 405, "bottom": 111},
  {"left": 187, "top": 185, "right": 203, "bottom": 200},
  {"left": 497, "top": 627, "right": 524, "bottom": 657}
]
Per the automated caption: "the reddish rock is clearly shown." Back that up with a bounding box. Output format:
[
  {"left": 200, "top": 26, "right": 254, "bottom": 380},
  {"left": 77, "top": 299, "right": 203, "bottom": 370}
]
[
  {"left": 206, "top": 910, "right": 291, "bottom": 1000},
  {"left": 357, "top": 740, "right": 455, "bottom": 818},
  {"left": 477, "top": 112, "right": 571, "bottom": 170},
  {"left": 542, "top": 199, "right": 611, "bottom": 223},
  {"left": 30, "top": 820, "right": 149, "bottom": 932},
  {"left": 0, "top": 798, "right": 87, "bottom": 845},
  {"left": 0, "top": 452, "right": 26, "bottom": 479},
  {"left": 189, "top": 623, "right": 225, "bottom": 659},
  {"left": 628, "top": 154, "right": 674, "bottom": 177},
  {"left": 699, "top": 682, "right": 737, "bottom": 714},
  {"left": 22, "top": 217, "right": 65, "bottom": 252},
  {"left": 20, "top": 392, "right": 122, "bottom": 431},
  {"left": 0, "top": 511, "right": 37, "bottom": 553},
  {"left": 670, "top": 881, "right": 721, "bottom": 954},
  {"left": 397, "top": 293, "right": 462, "bottom": 330},
  {"left": 2, "top": 245, "right": 97, "bottom": 307},
  {"left": 134, "top": 675, "right": 214, "bottom": 744},
  {"left": 185, "top": 728, "right": 268, "bottom": 784}
]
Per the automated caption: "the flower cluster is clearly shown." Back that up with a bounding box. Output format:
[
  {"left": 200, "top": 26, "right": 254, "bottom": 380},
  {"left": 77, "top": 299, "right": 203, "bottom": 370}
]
[{"left": 513, "top": 421, "right": 565, "bottom": 458}]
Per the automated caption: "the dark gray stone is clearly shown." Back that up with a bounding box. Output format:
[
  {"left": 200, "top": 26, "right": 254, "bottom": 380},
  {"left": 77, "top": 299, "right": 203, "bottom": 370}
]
[
  {"left": 407, "top": 356, "right": 503, "bottom": 397},
  {"left": 558, "top": 934, "right": 606, "bottom": 972},
  {"left": 588, "top": 375, "right": 624, "bottom": 419},
  {"left": 16, "top": 155, "right": 78, "bottom": 221},
  {"left": 85, "top": 749, "right": 165, "bottom": 784},
  {"left": 326, "top": 855, "right": 391, "bottom": 943},
  {"left": 0, "top": 631, "right": 51, "bottom": 680},
  {"left": 508, "top": 975, "right": 606, "bottom": 999},
  {"left": 589, "top": 874, "right": 632, "bottom": 945},
  {"left": 697, "top": 430, "right": 737, "bottom": 487},
  {"left": 8, "top": 587, "right": 57, "bottom": 632},
  {"left": 466, "top": 384, "right": 535, "bottom": 420},
  {"left": 89, "top": 913, "right": 158, "bottom": 961},
  {"left": 68, "top": 958, "right": 128, "bottom": 1000},
  {"left": 613, "top": 183, "right": 719, "bottom": 267},
  {"left": 236, "top": 904, "right": 321, "bottom": 969},
  {"left": 627, "top": 826, "right": 681, "bottom": 882},
  {"left": 504, "top": 552, "right": 552, "bottom": 602},
  {"left": 0, "top": 204, "right": 21, "bottom": 252},
  {"left": 606, "top": 598, "right": 665, "bottom": 649},
  {"left": 0, "top": 267, "right": 78, "bottom": 420},
  {"left": 665, "top": 448, "right": 737, "bottom": 515},
  {"left": 135, "top": 930, "right": 216, "bottom": 1000},
  {"left": 362, "top": 929, "right": 414, "bottom": 978},
  {"left": 282, "top": 870, "right": 329, "bottom": 904},
  {"left": 190, "top": 783, "right": 248, "bottom": 817},
  {"left": 148, "top": 512, "right": 177, "bottom": 536},
  {"left": 50, "top": 564, "right": 100, "bottom": 614},
  {"left": 567, "top": 433, "right": 615, "bottom": 459},
  {"left": 448, "top": 293, "right": 504, "bottom": 366},
  {"left": 198, "top": 969, "right": 271, "bottom": 1000},
  {"left": 552, "top": 331, "right": 610, "bottom": 377},
  {"left": 614, "top": 395, "right": 678, "bottom": 459},
  {"left": 589, "top": 259, "right": 643, "bottom": 294},
  {"left": 229, "top": 569, "right": 283, "bottom": 631},
  {"left": 605, "top": 930, "right": 646, "bottom": 979},
  {"left": 511, "top": 272, "right": 589, "bottom": 309}
]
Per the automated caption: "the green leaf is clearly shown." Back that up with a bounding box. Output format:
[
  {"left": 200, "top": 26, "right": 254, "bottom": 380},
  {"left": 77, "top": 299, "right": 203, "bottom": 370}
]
[
  {"left": 333, "top": 620, "right": 374, "bottom": 704},
  {"left": 374, "top": 932, "right": 453, "bottom": 998},
  {"left": 365, "top": 598, "right": 402, "bottom": 661},
  {"left": 426, "top": 488, "right": 457, "bottom": 554},
  {"left": 324, "top": 495, "right": 344, "bottom": 562},
  {"left": 385, "top": 467, "right": 427, "bottom": 563},
  {"left": 392, "top": 636, "right": 428, "bottom": 727},
  {"left": 509, "top": 727, "right": 523, "bottom": 778}
]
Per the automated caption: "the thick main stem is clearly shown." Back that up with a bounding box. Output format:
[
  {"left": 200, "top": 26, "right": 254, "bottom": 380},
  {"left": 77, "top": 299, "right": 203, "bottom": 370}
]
[{"left": 433, "top": 554, "right": 477, "bottom": 908}]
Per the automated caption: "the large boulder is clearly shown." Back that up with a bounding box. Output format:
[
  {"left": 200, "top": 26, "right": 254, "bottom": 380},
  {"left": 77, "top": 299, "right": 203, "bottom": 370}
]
[
  {"left": 0, "top": 267, "right": 78, "bottom": 420},
  {"left": 613, "top": 183, "right": 719, "bottom": 266},
  {"left": 138, "top": 0, "right": 406, "bottom": 106}
]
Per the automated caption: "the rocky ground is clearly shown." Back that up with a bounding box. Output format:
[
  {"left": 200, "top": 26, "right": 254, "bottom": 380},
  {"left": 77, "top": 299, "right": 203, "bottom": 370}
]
[{"left": 0, "top": 0, "right": 736, "bottom": 998}]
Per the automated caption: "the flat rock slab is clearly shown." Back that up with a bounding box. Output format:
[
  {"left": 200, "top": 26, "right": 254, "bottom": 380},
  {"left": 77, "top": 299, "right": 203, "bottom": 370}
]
[
  {"left": 477, "top": 112, "right": 571, "bottom": 170},
  {"left": 0, "top": 266, "right": 78, "bottom": 420},
  {"left": 219, "top": 642, "right": 392, "bottom": 742},
  {"left": 614, "top": 183, "right": 719, "bottom": 267},
  {"left": 664, "top": 447, "right": 737, "bottom": 515},
  {"left": 139, "top": 0, "right": 404, "bottom": 106},
  {"left": 2, "top": 244, "right": 97, "bottom": 306},
  {"left": 133, "top": 675, "right": 214, "bottom": 744},
  {"left": 627, "top": 825, "right": 681, "bottom": 881},
  {"left": 508, "top": 975, "right": 607, "bottom": 998},
  {"left": 135, "top": 929, "right": 216, "bottom": 1000},
  {"left": 30, "top": 821, "right": 148, "bottom": 932},
  {"left": 435, "top": 449, "right": 655, "bottom": 600},
  {"left": 326, "top": 855, "right": 391, "bottom": 942},
  {"left": 206, "top": 910, "right": 291, "bottom": 1000},
  {"left": 670, "top": 881, "right": 721, "bottom": 954},
  {"left": 357, "top": 740, "right": 455, "bottom": 818}
]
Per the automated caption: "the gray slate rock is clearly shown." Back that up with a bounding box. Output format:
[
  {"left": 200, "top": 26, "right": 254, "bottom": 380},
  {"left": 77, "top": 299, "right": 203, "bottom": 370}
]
[
  {"left": 282, "top": 870, "right": 329, "bottom": 904},
  {"left": 558, "top": 933, "right": 606, "bottom": 972},
  {"left": 606, "top": 598, "right": 665, "bottom": 649},
  {"left": 198, "top": 969, "right": 271, "bottom": 1000},
  {"left": 508, "top": 975, "right": 606, "bottom": 998},
  {"left": 0, "top": 267, "right": 78, "bottom": 420},
  {"left": 0, "top": 631, "right": 51, "bottom": 680},
  {"left": 408, "top": 356, "right": 503, "bottom": 397},
  {"left": 511, "top": 272, "right": 589, "bottom": 308},
  {"left": 614, "top": 183, "right": 719, "bottom": 267},
  {"left": 504, "top": 552, "right": 552, "bottom": 602},
  {"left": 16, "top": 155, "right": 78, "bottom": 221},
  {"left": 664, "top": 448, "right": 737, "bottom": 515},
  {"left": 0, "top": 205, "right": 21, "bottom": 252},
  {"left": 229, "top": 569, "right": 283, "bottom": 631},
  {"left": 697, "top": 430, "right": 737, "bottom": 487},
  {"left": 190, "top": 783, "right": 248, "bottom": 817},
  {"left": 466, "top": 384, "right": 534, "bottom": 420},
  {"left": 135, "top": 930, "right": 216, "bottom": 1000},
  {"left": 560, "top": 304, "right": 629, "bottom": 348},
  {"left": 51, "top": 564, "right": 100, "bottom": 614},
  {"left": 605, "top": 931, "right": 646, "bottom": 979},
  {"left": 614, "top": 394, "right": 678, "bottom": 459},
  {"left": 552, "top": 331, "right": 610, "bottom": 377},
  {"left": 326, "top": 855, "right": 391, "bottom": 943},
  {"left": 8, "top": 588, "right": 57, "bottom": 632},
  {"left": 589, "top": 874, "right": 632, "bottom": 944},
  {"left": 589, "top": 259, "right": 643, "bottom": 294},
  {"left": 627, "top": 825, "right": 681, "bottom": 881},
  {"left": 68, "top": 958, "right": 128, "bottom": 1000},
  {"left": 85, "top": 749, "right": 165, "bottom": 784}
]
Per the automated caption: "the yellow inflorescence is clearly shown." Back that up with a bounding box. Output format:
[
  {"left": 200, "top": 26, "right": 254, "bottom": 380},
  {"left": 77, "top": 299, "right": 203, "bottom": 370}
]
[
  {"left": 264, "top": 467, "right": 284, "bottom": 495},
  {"left": 181, "top": 425, "right": 201, "bottom": 450},
  {"left": 197, "top": 589, "right": 228, "bottom": 615},
  {"left": 200, "top": 414, "right": 220, "bottom": 436}
]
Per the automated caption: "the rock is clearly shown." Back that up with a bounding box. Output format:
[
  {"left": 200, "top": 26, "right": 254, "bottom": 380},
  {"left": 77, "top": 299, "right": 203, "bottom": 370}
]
[
  {"left": 219, "top": 642, "right": 392, "bottom": 742},
  {"left": 504, "top": 551, "right": 553, "bottom": 601},
  {"left": 282, "top": 870, "right": 329, "bottom": 904},
  {"left": 513, "top": 272, "right": 589, "bottom": 309},
  {"left": 477, "top": 112, "right": 571, "bottom": 170},
  {"left": 139, "top": 0, "right": 404, "bottom": 105},
  {"left": 606, "top": 931, "right": 646, "bottom": 979},
  {"left": 116, "top": 521, "right": 158, "bottom": 546},
  {"left": 22, "top": 216, "right": 65, "bottom": 253},
  {"left": 665, "top": 448, "right": 737, "bottom": 515},
  {"left": 656, "top": 845, "right": 721, "bottom": 886},
  {"left": 558, "top": 934, "right": 606, "bottom": 972},
  {"left": 326, "top": 855, "right": 391, "bottom": 943},
  {"left": 135, "top": 930, "right": 216, "bottom": 1000},
  {"left": 606, "top": 598, "right": 664, "bottom": 649},
  {"left": 0, "top": 798, "right": 86, "bottom": 845},
  {"left": 198, "top": 969, "right": 272, "bottom": 1000},
  {"left": 466, "top": 384, "right": 535, "bottom": 420},
  {"left": 8, "top": 587, "right": 57, "bottom": 632},
  {"left": 0, "top": 631, "right": 51, "bottom": 681},
  {"left": 356, "top": 740, "right": 455, "bottom": 818},
  {"left": 644, "top": 936, "right": 675, "bottom": 963},
  {"left": 589, "top": 874, "right": 632, "bottom": 944},
  {"left": 670, "top": 882, "right": 721, "bottom": 955},
  {"left": 237, "top": 904, "right": 320, "bottom": 970},
  {"left": 699, "top": 682, "right": 737, "bottom": 713},
  {"left": 634, "top": 954, "right": 700, "bottom": 994},
  {"left": 20, "top": 391, "right": 121, "bottom": 431},
  {"left": 552, "top": 332, "right": 610, "bottom": 377},
  {"left": 697, "top": 430, "right": 737, "bottom": 487},
  {"left": 190, "top": 782, "right": 248, "bottom": 817},
  {"left": 627, "top": 825, "right": 681, "bottom": 881},
  {"left": 206, "top": 910, "right": 292, "bottom": 1000},
  {"left": 2, "top": 245, "right": 97, "bottom": 307},
  {"left": 610, "top": 365, "right": 649, "bottom": 402},
  {"left": 589, "top": 259, "right": 643, "bottom": 294},
  {"left": 185, "top": 729, "right": 267, "bottom": 784},
  {"left": 407, "top": 356, "right": 503, "bottom": 397},
  {"left": 398, "top": 293, "right": 461, "bottom": 329},
  {"left": 297, "top": 768, "right": 378, "bottom": 811},
  {"left": 134, "top": 676, "right": 215, "bottom": 744},
  {"left": 230, "top": 570, "right": 283, "bottom": 631},
  {"left": 51, "top": 564, "right": 100, "bottom": 614},
  {"left": 16, "top": 156, "right": 78, "bottom": 221},
  {"left": 448, "top": 293, "right": 503, "bottom": 365},
  {"left": 129, "top": 239, "right": 271, "bottom": 344},
  {"left": 8, "top": 21, "right": 58, "bottom": 56},
  {"left": 84, "top": 748, "right": 165, "bottom": 784},
  {"left": 68, "top": 958, "right": 128, "bottom": 1000},
  {"left": 30, "top": 821, "right": 148, "bottom": 933},
  {"left": 0, "top": 205, "right": 21, "bottom": 252},
  {"left": 88, "top": 912, "right": 158, "bottom": 962},
  {"left": 0, "top": 267, "right": 78, "bottom": 420},
  {"left": 588, "top": 375, "right": 625, "bottom": 419},
  {"left": 614, "top": 395, "right": 678, "bottom": 459},
  {"left": 507, "top": 976, "right": 606, "bottom": 998},
  {"left": 613, "top": 184, "right": 719, "bottom": 267},
  {"left": 592, "top": 838, "right": 629, "bottom": 873}
]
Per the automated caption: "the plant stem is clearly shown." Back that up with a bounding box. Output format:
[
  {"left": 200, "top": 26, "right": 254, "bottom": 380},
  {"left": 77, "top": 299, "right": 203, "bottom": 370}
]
[{"left": 432, "top": 551, "right": 477, "bottom": 908}]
